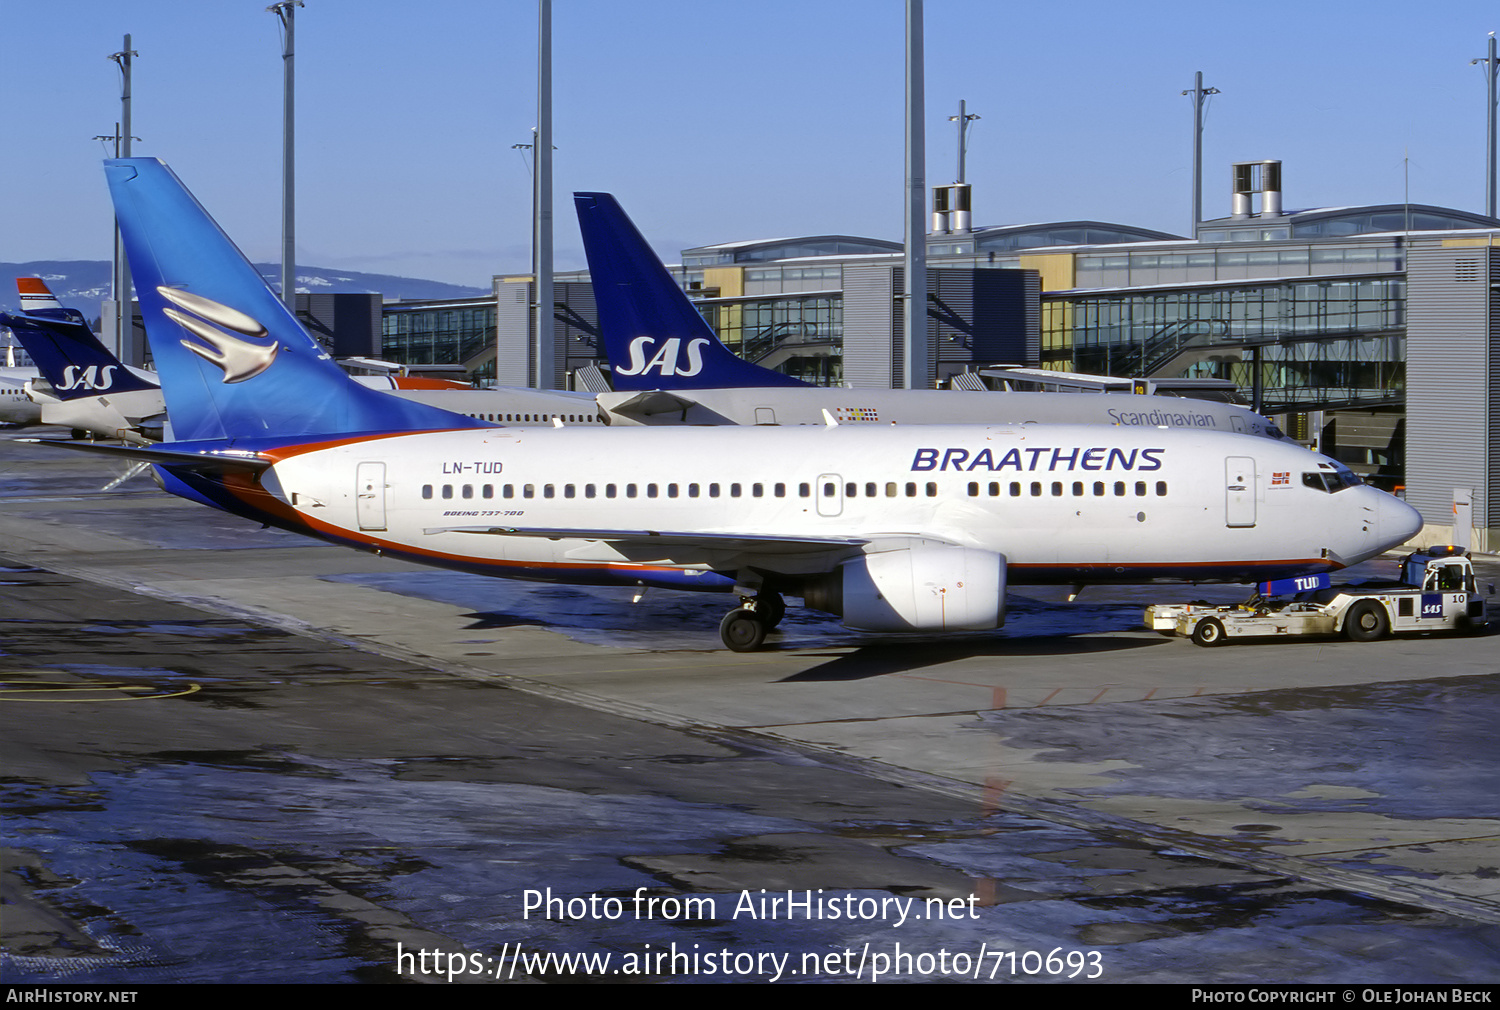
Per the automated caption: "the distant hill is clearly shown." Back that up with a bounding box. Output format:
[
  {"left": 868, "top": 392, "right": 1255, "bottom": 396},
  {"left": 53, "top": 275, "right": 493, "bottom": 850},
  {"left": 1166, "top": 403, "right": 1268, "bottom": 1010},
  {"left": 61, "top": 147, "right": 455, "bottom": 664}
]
[{"left": 0, "top": 260, "right": 490, "bottom": 315}]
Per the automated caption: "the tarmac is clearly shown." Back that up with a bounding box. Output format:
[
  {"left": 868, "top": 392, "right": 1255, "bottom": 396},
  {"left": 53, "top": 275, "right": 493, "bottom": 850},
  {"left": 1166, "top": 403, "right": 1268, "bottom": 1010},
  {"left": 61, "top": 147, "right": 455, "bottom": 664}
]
[{"left": 3, "top": 430, "right": 1499, "bottom": 984}]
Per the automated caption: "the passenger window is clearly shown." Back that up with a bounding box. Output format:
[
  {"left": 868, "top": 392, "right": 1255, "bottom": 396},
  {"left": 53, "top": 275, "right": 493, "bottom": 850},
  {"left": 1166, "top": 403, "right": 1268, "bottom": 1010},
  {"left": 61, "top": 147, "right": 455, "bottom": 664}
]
[
  {"left": 442, "top": 485, "right": 453, "bottom": 499},
  {"left": 626, "top": 484, "right": 638, "bottom": 498},
  {"left": 462, "top": 485, "right": 473, "bottom": 499},
  {"left": 774, "top": 483, "right": 786, "bottom": 497},
  {"left": 926, "top": 482, "right": 937, "bottom": 497},
  {"left": 422, "top": 485, "right": 433, "bottom": 499},
  {"left": 523, "top": 485, "right": 535, "bottom": 499}
]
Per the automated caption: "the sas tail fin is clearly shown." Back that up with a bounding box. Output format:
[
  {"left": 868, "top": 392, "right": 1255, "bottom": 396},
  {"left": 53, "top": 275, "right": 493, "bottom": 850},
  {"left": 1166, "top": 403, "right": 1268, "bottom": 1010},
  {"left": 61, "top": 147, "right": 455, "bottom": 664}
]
[
  {"left": 1, "top": 279, "right": 157, "bottom": 401},
  {"left": 103, "top": 158, "right": 490, "bottom": 442},
  {"left": 573, "top": 192, "right": 808, "bottom": 391}
]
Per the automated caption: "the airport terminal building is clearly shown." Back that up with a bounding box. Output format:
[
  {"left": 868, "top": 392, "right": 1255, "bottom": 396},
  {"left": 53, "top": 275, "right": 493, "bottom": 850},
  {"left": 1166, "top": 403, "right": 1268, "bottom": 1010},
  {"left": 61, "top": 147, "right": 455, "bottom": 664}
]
[{"left": 383, "top": 163, "right": 1500, "bottom": 551}]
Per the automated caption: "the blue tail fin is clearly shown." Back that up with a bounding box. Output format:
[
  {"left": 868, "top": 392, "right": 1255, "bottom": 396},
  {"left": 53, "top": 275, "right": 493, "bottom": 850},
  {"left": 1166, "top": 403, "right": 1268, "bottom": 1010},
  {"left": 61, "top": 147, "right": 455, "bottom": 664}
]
[
  {"left": 573, "top": 192, "right": 809, "bottom": 390},
  {"left": 104, "top": 158, "right": 490, "bottom": 442},
  {"left": 0, "top": 309, "right": 157, "bottom": 401}
]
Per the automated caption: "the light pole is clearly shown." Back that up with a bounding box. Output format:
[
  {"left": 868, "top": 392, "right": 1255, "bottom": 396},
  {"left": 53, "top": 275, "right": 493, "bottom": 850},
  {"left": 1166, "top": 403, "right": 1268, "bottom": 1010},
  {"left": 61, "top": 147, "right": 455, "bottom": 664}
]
[
  {"left": 107, "top": 36, "right": 138, "bottom": 364},
  {"left": 903, "top": 0, "right": 928, "bottom": 390},
  {"left": 534, "top": 0, "right": 555, "bottom": 390},
  {"left": 268, "top": 2, "right": 304, "bottom": 309},
  {"left": 1182, "top": 71, "right": 1219, "bottom": 237},
  {"left": 1472, "top": 34, "right": 1498, "bottom": 218},
  {"left": 948, "top": 100, "right": 979, "bottom": 183}
]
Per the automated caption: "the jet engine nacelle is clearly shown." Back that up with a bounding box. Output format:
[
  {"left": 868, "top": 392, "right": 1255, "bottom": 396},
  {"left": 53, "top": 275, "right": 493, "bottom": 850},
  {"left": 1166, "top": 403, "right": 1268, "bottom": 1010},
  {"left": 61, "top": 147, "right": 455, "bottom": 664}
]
[{"left": 803, "top": 542, "right": 1007, "bottom": 632}]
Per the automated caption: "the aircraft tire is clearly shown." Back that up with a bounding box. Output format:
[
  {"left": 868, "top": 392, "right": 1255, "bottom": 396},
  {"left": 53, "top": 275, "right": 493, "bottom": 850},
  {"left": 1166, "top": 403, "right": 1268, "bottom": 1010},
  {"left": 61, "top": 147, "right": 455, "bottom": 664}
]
[
  {"left": 720, "top": 609, "right": 768, "bottom": 652},
  {"left": 1190, "top": 617, "right": 1227, "bottom": 647},
  {"left": 755, "top": 592, "right": 786, "bottom": 630},
  {"left": 1345, "top": 601, "right": 1388, "bottom": 642}
]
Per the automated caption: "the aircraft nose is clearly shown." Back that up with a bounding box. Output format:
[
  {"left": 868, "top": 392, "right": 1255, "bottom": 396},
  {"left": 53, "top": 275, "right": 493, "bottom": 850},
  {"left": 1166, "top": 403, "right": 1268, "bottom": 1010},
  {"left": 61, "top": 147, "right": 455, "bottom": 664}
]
[{"left": 1377, "top": 490, "right": 1423, "bottom": 550}]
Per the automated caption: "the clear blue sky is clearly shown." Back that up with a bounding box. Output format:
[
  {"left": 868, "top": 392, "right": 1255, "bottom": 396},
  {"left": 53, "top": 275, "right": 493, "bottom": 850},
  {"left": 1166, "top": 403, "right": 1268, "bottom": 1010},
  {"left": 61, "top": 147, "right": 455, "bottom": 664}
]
[{"left": 5, "top": 1, "right": 1499, "bottom": 287}]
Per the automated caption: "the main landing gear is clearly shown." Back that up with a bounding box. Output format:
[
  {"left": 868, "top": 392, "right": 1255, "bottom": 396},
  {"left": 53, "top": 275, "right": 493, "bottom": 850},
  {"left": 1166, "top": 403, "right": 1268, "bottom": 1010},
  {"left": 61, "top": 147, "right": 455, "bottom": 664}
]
[{"left": 719, "top": 591, "right": 786, "bottom": 652}]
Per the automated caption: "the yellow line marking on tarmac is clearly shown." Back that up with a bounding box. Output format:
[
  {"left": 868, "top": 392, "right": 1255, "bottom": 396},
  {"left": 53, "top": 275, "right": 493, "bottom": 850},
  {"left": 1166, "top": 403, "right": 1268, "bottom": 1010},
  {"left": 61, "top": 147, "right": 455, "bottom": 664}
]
[{"left": 0, "top": 677, "right": 201, "bottom": 702}]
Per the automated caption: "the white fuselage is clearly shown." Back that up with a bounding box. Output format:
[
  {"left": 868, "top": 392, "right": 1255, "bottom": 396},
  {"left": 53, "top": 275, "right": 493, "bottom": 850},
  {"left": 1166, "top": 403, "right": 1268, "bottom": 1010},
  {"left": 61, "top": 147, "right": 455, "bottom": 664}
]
[
  {"left": 0, "top": 369, "right": 42, "bottom": 425},
  {"left": 246, "top": 423, "right": 1419, "bottom": 591},
  {"left": 596, "top": 387, "right": 1288, "bottom": 441}
]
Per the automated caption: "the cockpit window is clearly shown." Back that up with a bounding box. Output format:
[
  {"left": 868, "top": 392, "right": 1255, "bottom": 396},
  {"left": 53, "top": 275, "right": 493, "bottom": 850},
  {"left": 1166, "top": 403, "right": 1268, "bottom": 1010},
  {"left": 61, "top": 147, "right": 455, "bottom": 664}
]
[{"left": 1302, "top": 468, "right": 1364, "bottom": 493}]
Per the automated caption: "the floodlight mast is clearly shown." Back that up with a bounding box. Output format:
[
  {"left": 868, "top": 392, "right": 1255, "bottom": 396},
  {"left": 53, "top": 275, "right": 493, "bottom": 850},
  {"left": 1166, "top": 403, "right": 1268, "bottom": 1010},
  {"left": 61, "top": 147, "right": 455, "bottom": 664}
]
[
  {"left": 107, "top": 36, "right": 139, "bottom": 364},
  {"left": 1473, "top": 34, "right": 1499, "bottom": 218},
  {"left": 268, "top": 2, "right": 304, "bottom": 310},
  {"left": 1182, "top": 71, "right": 1219, "bottom": 237},
  {"left": 535, "top": 0, "right": 555, "bottom": 389},
  {"left": 949, "top": 100, "right": 979, "bottom": 184},
  {"left": 903, "top": 0, "right": 929, "bottom": 390}
]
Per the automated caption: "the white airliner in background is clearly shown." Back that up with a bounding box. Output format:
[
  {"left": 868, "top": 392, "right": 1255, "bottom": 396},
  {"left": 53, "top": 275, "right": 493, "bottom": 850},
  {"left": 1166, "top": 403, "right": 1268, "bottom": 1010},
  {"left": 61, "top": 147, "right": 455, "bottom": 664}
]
[
  {"left": 0, "top": 332, "right": 42, "bottom": 425},
  {"left": 40, "top": 158, "right": 1422, "bottom": 653},
  {"left": 575, "top": 192, "right": 1292, "bottom": 442}
]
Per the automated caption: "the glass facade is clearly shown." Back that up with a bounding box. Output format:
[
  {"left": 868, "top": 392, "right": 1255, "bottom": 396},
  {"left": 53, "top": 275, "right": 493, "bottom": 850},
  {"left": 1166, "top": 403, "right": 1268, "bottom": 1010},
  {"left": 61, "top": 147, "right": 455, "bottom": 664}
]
[
  {"left": 700, "top": 293, "right": 843, "bottom": 386},
  {"left": 382, "top": 301, "right": 497, "bottom": 384},
  {"left": 1041, "top": 275, "right": 1406, "bottom": 412}
]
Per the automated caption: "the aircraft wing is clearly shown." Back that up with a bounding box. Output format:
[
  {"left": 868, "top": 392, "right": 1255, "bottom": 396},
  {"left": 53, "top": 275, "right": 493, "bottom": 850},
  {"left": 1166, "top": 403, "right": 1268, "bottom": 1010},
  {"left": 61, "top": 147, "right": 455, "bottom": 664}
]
[
  {"left": 426, "top": 525, "right": 868, "bottom": 555},
  {"left": 425, "top": 525, "right": 875, "bottom": 568}
]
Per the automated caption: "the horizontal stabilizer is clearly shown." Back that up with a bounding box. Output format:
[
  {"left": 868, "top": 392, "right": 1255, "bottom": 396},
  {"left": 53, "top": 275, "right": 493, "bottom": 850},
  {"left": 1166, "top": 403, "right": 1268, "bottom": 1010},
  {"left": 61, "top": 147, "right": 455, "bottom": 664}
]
[{"left": 21, "top": 438, "right": 271, "bottom": 474}]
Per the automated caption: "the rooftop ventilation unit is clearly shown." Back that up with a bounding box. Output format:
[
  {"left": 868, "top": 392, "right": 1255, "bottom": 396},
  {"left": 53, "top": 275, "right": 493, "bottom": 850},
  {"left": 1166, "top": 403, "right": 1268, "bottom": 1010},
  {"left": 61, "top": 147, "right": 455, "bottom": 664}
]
[{"left": 1231, "top": 160, "right": 1283, "bottom": 218}]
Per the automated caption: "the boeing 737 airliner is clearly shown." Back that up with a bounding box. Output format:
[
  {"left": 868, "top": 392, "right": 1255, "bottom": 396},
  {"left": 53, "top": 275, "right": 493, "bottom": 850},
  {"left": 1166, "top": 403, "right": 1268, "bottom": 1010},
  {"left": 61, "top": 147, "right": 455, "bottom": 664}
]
[{"left": 37, "top": 159, "right": 1421, "bottom": 652}]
